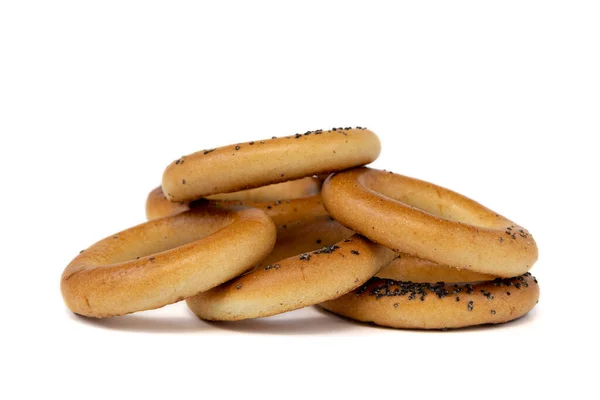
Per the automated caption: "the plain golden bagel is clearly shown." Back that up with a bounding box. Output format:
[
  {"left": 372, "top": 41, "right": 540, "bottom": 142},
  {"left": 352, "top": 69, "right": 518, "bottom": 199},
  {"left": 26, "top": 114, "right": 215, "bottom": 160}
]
[
  {"left": 146, "top": 185, "right": 328, "bottom": 224},
  {"left": 377, "top": 254, "right": 496, "bottom": 282},
  {"left": 146, "top": 178, "right": 324, "bottom": 221},
  {"left": 162, "top": 127, "right": 380, "bottom": 202},
  {"left": 207, "top": 176, "right": 322, "bottom": 202},
  {"left": 146, "top": 186, "right": 190, "bottom": 220},
  {"left": 61, "top": 204, "right": 276, "bottom": 318},
  {"left": 322, "top": 167, "right": 538, "bottom": 277},
  {"left": 320, "top": 272, "right": 539, "bottom": 330},
  {"left": 186, "top": 235, "right": 395, "bottom": 321}
]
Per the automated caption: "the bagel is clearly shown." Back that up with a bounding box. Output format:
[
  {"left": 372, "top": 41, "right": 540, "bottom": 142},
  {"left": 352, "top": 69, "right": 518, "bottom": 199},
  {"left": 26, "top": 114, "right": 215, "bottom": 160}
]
[
  {"left": 251, "top": 195, "right": 329, "bottom": 227},
  {"left": 320, "top": 270, "right": 539, "bottom": 330},
  {"left": 146, "top": 184, "right": 328, "bottom": 224},
  {"left": 61, "top": 204, "right": 276, "bottom": 318},
  {"left": 162, "top": 127, "right": 380, "bottom": 202},
  {"left": 377, "top": 254, "right": 496, "bottom": 282},
  {"left": 146, "top": 186, "right": 190, "bottom": 220},
  {"left": 146, "top": 178, "right": 324, "bottom": 221},
  {"left": 322, "top": 167, "right": 538, "bottom": 277},
  {"left": 186, "top": 235, "right": 394, "bottom": 321},
  {"left": 207, "top": 176, "right": 322, "bottom": 202}
]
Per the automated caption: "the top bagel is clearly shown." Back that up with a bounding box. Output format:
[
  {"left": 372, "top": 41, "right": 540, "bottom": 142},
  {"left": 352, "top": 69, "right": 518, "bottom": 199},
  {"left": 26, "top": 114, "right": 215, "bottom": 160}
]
[{"left": 162, "top": 127, "right": 380, "bottom": 202}]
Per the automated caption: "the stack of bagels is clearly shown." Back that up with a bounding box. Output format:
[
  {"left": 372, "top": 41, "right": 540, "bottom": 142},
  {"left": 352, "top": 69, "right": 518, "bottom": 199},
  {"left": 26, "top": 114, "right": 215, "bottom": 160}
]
[{"left": 61, "top": 128, "right": 539, "bottom": 330}]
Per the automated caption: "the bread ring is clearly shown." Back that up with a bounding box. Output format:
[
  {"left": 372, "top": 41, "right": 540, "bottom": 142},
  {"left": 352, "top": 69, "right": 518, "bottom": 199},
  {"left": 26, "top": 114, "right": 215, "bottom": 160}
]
[
  {"left": 162, "top": 127, "right": 380, "bottom": 202},
  {"left": 251, "top": 195, "right": 329, "bottom": 227},
  {"left": 146, "top": 186, "right": 190, "bottom": 220},
  {"left": 146, "top": 183, "right": 328, "bottom": 223},
  {"left": 145, "top": 178, "right": 324, "bottom": 221},
  {"left": 186, "top": 235, "right": 394, "bottom": 321},
  {"left": 61, "top": 204, "right": 276, "bottom": 318},
  {"left": 377, "top": 254, "right": 496, "bottom": 282},
  {"left": 322, "top": 167, "right": 538, "bottom": 277},
  {"left": 207, "top": 176, "right": 322, "bottom": 202},
  {"left": 320, "top": 271, "right": 539, "bottom": 330}
]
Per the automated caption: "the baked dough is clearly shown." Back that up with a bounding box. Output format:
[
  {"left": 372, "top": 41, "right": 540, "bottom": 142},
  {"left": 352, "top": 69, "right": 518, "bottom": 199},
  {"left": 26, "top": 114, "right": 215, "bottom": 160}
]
[
  {"left": 61, "top": 204, "right": 276, "bottom": 317},
  {"left": 187, "top": 235, "right": 394, "bottom": 321},
  {"left": 322, "top": 167, "right": 538, "bottom": 277},
  {"left": 162, "top": 127, "right": 380, "bottom": 202}
]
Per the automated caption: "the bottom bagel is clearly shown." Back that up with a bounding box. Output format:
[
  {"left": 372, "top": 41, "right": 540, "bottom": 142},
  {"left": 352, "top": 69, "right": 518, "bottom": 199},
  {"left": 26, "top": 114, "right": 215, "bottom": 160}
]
[
  {"left": 321, "top": 256, "right": 539, "bottom": 330},
  {"left": 186, "top": 235, "right": 395, "bottom": 321}
]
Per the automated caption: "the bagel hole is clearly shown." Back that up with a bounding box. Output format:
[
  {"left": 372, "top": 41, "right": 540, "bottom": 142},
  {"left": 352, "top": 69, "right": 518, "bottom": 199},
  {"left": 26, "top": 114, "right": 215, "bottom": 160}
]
[
  {"left": 99, "top": 207, "right": 237, "bottom": 265},
  {"left": 360, "top": 171, "right": 507, "bottom": 228}
]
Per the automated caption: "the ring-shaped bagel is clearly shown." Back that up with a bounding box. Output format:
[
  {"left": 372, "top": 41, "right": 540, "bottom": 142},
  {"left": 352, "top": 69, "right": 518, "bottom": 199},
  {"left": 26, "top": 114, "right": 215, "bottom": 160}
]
[
  {"left": 320, "top": 271, "right": 539, "bottom": 330},
  {"left": 377, "top": 254, "right": 496, "bottom": 282},
  {"left": 146, "top": 185, "right": 328, "bottom": 225},
  {"left": 322, "top": 167, "right": 538, "bottom": 277},
  {"left": 186, "top": 235, "right": 394, "bottom": 321},
  {"left": 207, "top": 176, "right": 322, "bottom": 202},
  {"left": 162, "top": 127, "right": 380, "bottom": 202},
  {"left": 146, "top": 186, "right": 190, "bottom": 220},
  {"left": 61, "top": 204, "right": 276, "bottom": 318}
]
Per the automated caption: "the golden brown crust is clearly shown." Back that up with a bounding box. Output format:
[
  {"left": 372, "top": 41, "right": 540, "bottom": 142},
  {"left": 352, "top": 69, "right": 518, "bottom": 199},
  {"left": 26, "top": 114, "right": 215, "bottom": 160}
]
[
  {"left": 377, "top": 254, "right": 496, "bottom": 282},
  {"left": 61, "top": 204, "right": 276, "bottom": 318},
  {"left": 259, "top": 214, "right": 353, "bottom": 268},
  {"left": 147, "top": 183, "right": 329, "bottom": 224},
  {"left": 145, "top": 180, "right": 325, "bottom": 222},
  {"left": 146, "top": 186, "right": 190, "bottom": 220},
  {"left": 320, "top": 273, "right": 539, "bottom": 330},
  {"left": 186, "top": 235, "right": 395, "bottom": 321},
  {"left": 162, "top": 127, "right": 380, "bottom": 202},
  {"left": 252, "top": 196, "right": 329, "bottom": 226},
  {"left": 206, "top": 176, "right": 321, "bottom": 202},
  {"left": 322, "top": 167, "right": 538, "bottom": 277}
]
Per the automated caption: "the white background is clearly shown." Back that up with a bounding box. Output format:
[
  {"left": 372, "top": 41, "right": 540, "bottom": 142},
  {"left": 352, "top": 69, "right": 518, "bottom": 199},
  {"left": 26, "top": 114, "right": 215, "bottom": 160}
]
[{"left": 1, "top": 1, "right": 598, "bottom": 399}]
